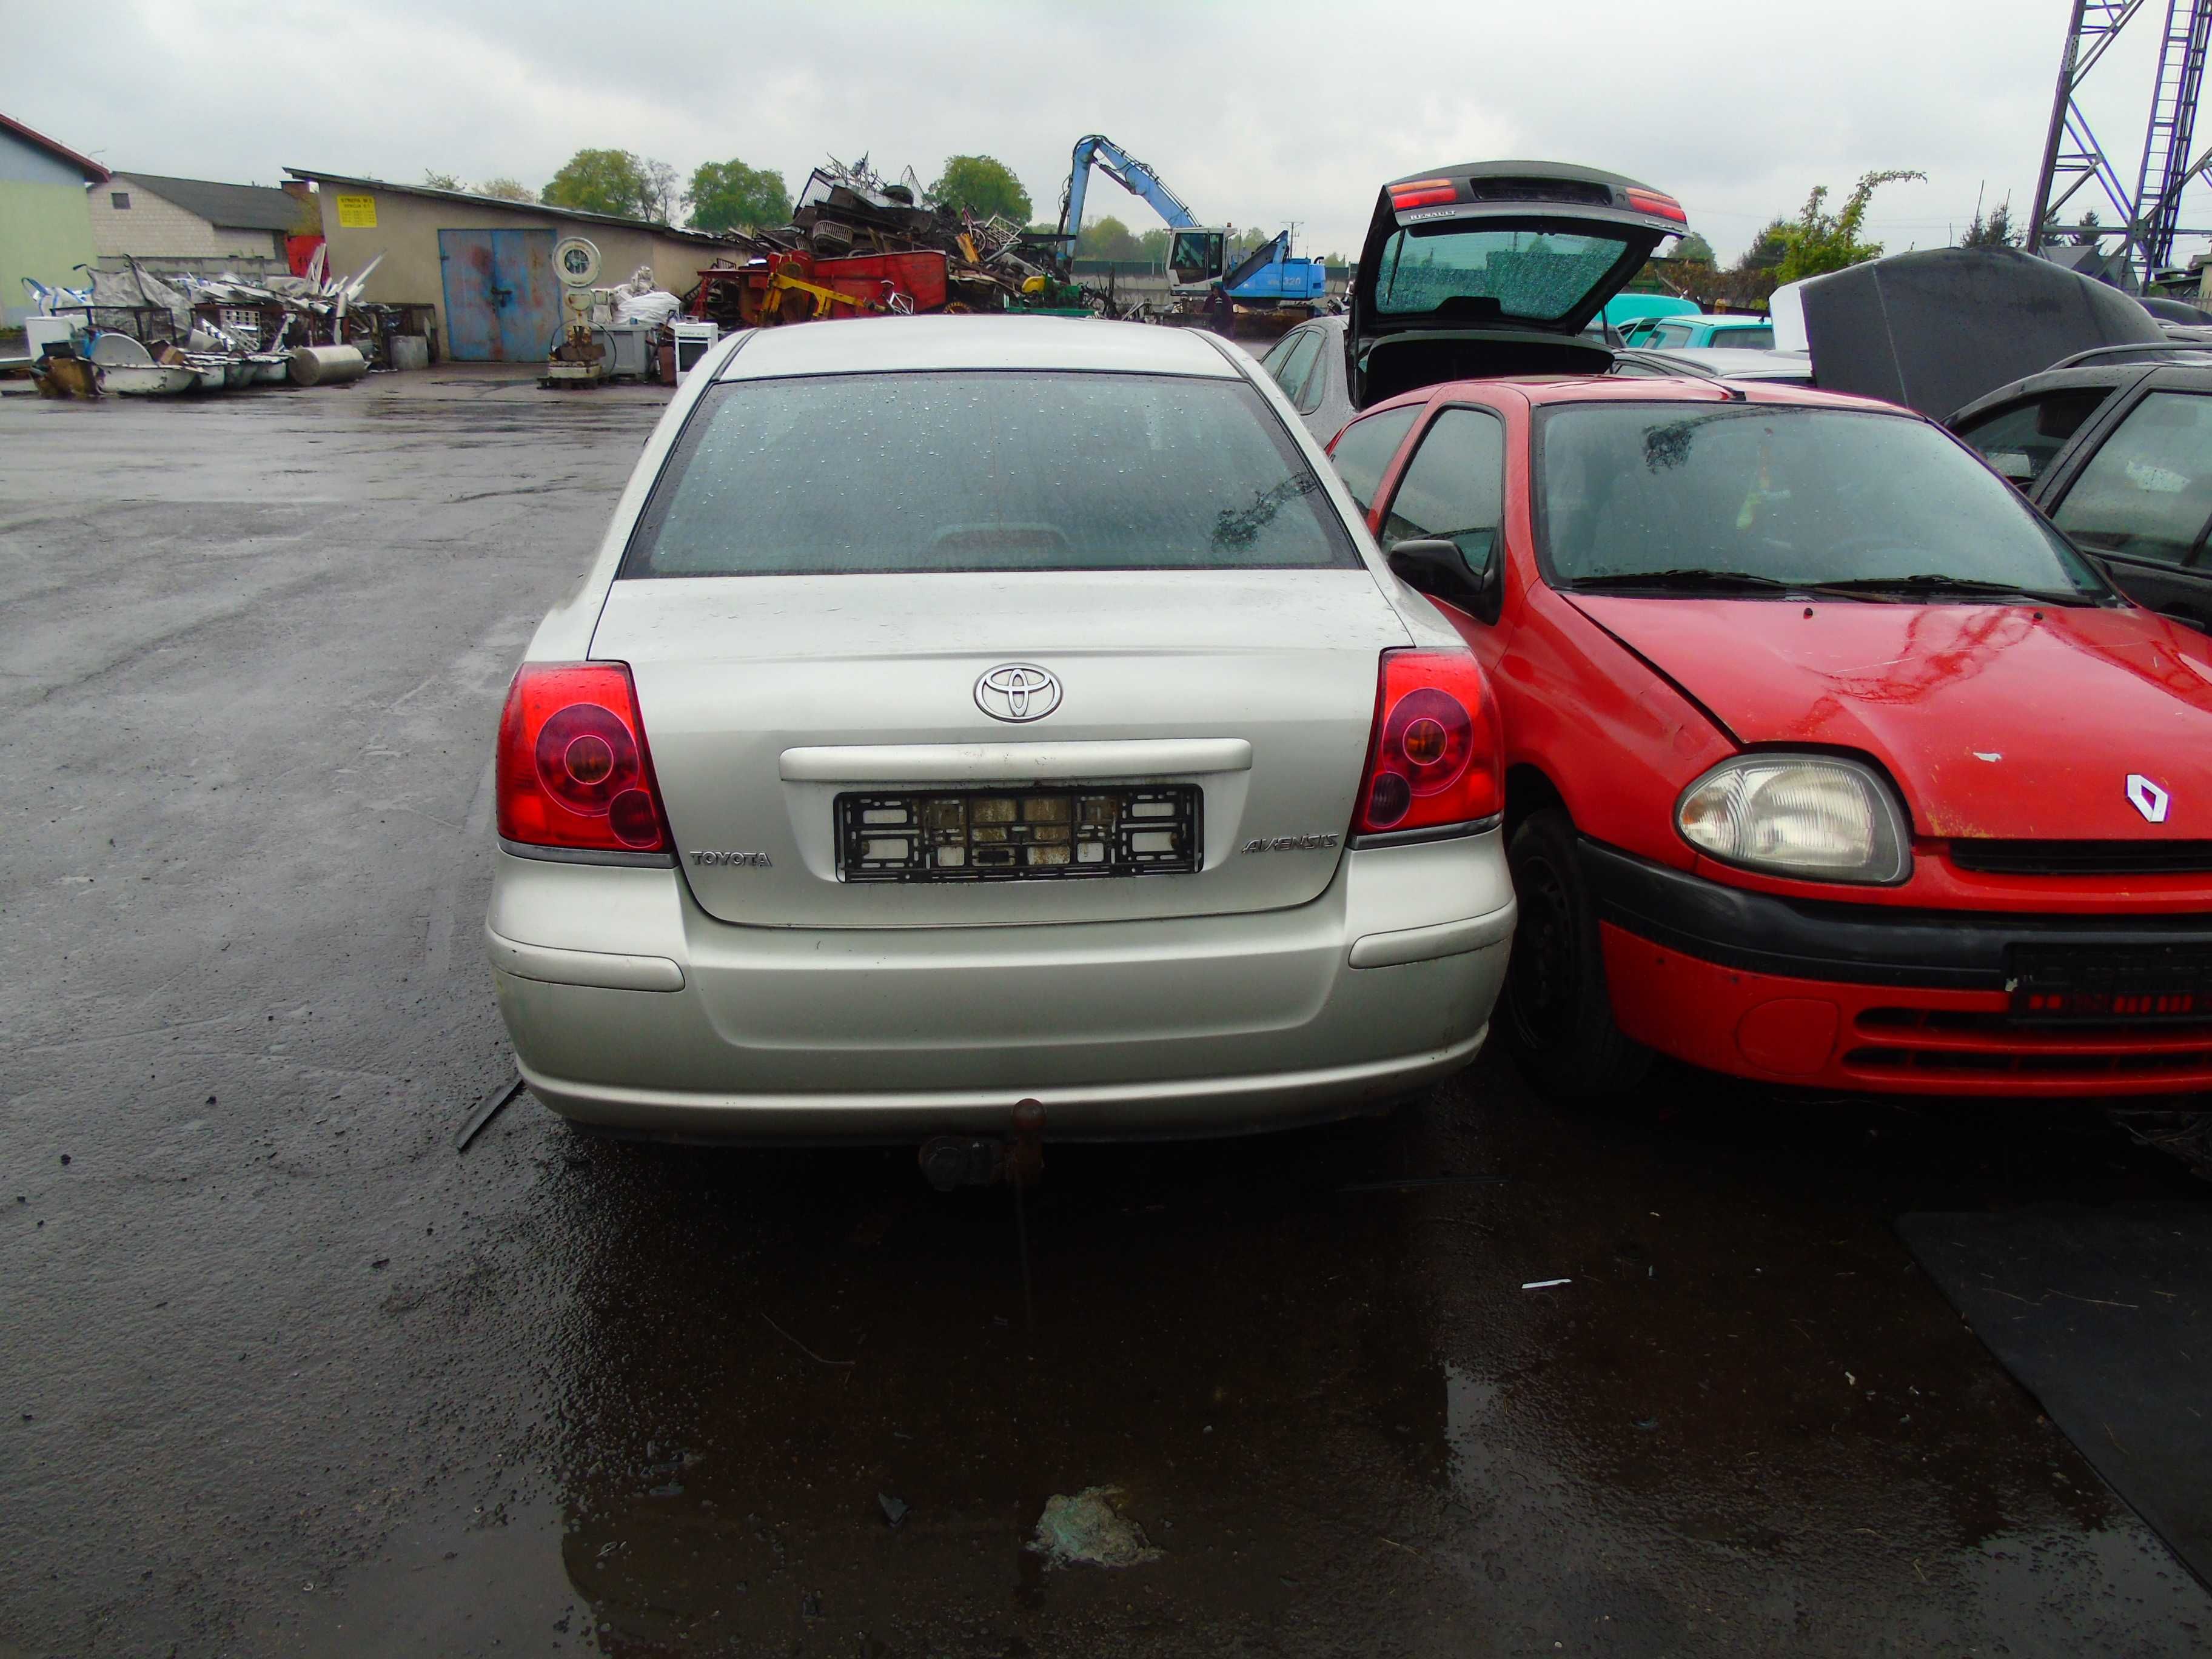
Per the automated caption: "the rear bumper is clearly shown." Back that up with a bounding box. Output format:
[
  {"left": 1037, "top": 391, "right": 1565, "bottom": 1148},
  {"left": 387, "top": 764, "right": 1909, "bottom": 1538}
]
[
  {"left": 1585, "top": 840, "right": 2212, "bottom": 1098},
  {"left": 486, "top": 834, "right": 1515, "bottom": 1140}
]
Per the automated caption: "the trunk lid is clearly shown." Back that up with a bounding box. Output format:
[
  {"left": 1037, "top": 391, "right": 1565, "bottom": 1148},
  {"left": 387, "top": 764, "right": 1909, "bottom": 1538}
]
[
  {"left": 1347, "top": 159, "right": 1687, "bottom": 409},
  {"left": 1768, "top": 246, "right": 2165, "bottom": 420},
  {"left": 1565, "top": 594, "right": 2212, "bottom": 842},
  {"left": 594, "top": 571, "right": 1410, "bottom": 928}
]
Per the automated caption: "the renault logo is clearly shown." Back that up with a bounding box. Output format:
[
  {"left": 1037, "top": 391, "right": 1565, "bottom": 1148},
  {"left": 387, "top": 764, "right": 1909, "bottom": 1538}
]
[
  {"left": 2127, "top": 774, "right": 2172, "bottom": 824},
  {"left": 974, "top": 663, "right": 1062, "bottom": 723}
]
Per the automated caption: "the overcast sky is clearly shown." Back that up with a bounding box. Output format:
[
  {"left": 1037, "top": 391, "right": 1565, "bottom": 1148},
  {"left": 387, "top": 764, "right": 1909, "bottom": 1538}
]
[{"left": 12, "top": 0, "right": 2202, "bottom": 267}]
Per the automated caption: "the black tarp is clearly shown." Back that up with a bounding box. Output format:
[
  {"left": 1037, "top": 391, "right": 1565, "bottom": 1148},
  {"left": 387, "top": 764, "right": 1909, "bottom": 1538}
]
[
  {"left": 1791, "top": 247, "right": 2165, "bottom": 419},
  {"left": 1897, "top": 1204, "right": 2212, "bottom": 1590}
]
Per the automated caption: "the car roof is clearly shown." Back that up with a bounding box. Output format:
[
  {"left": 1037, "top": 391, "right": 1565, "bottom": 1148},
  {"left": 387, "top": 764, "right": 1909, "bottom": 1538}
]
[
  {"left": 1359, "top": 375, "right": 1902, "bottom": 415},
  {"left": 1619, "top": 346, "right": 1812, "bottom": 378},
  {"left": 714, "top": 315, "right": 1241, "bottom": 381},
  {"left": 1947, "top": 356, "right": 2212, "bottom": 423}
]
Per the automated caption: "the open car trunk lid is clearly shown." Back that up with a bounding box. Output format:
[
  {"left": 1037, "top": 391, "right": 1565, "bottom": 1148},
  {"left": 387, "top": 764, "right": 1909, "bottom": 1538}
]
[
  {"left": 1346, "top": 159, "right": 1687, "bottom": 409},
  {"left": 592, "top": 571, "right": 1410, "bottom": 929}
]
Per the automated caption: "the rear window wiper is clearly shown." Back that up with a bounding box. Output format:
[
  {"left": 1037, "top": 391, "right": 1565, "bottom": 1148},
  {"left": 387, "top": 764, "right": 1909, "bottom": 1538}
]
[{"left": 1806, "top": 574, "right": 2096, "bottom": 606}]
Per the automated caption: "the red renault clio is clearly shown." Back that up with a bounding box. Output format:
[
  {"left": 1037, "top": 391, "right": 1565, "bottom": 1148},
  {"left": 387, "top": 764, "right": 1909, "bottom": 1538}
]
[{"left": 1325, "top": 166, "right": 2212, "bottom": 1101}]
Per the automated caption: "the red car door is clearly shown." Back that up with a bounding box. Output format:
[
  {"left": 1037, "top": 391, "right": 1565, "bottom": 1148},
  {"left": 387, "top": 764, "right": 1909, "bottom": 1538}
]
[{"left": 1346, "top": 388, "right": 1732, "bottom": 873}]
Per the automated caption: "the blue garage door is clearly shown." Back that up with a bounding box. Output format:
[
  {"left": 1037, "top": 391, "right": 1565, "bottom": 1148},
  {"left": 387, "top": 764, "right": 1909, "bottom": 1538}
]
[{"left": 438, "top": 229, "right": 559, "bottom": 362}]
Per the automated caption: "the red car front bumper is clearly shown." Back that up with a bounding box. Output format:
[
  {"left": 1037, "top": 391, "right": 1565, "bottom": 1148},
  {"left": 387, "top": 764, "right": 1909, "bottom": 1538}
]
[{"left": 1584, "top": 841, "right": 2212, "bottom": 1098}]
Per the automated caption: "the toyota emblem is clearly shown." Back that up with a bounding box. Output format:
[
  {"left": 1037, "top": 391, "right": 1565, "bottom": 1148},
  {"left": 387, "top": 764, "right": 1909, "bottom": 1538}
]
[{"left": 974, "top": 663, "right": 1062, "bottom": 723}]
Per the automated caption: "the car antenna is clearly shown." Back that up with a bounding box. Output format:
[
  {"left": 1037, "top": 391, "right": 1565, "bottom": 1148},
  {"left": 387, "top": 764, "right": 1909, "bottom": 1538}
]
[{"left": 1716, "top": 380, "right": 1748, "bottom": 402}]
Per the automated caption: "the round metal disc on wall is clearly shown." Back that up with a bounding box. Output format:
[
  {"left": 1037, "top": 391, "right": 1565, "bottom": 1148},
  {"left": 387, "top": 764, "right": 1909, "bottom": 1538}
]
[{"left": 552, "top": 236, "right": 602, "bottom": 288}]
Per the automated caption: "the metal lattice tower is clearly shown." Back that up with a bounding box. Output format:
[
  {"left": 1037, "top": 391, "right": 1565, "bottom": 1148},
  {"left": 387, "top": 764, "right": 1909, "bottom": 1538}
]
[{"left": 2028, "top": 0, "right": 2212, "bottom": 278}]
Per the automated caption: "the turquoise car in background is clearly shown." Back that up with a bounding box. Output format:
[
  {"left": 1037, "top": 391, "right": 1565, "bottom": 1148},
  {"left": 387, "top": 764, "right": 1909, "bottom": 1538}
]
[
  {"left": 1620, "top": 311, "right": 1775, "bottom": 349},
  {"left": 1601, "top": 294, "right": 1698, "bottom": 337}
]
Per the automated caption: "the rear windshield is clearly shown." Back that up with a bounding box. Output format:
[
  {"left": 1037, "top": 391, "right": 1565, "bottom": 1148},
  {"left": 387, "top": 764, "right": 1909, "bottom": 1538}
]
[
  {"left": 1372, "top": 226, "right": 1634, "bottom": 321},
  {"left": 1537, "top": 404, "right": 2109, "bottom": 596},
  {"left": 623, "top": 370, "right": 1356, "bottom": 577}
]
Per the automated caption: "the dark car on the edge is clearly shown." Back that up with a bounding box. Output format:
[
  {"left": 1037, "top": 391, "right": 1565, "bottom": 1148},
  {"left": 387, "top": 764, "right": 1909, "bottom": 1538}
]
[{"left": 1951, "top": 346, "right": 2212, "bottom": 634}]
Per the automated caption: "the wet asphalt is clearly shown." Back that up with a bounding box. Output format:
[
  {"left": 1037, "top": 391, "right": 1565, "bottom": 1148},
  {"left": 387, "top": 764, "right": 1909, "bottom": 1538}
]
[{"left": 2, "top": 367, "right": 2208, "bottom": 1658}]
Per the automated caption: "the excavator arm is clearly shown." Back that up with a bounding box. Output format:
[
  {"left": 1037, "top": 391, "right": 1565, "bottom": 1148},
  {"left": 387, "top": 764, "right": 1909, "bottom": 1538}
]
[{"left": 1058, "top": 134, "right": 1203, "bottom": 244}]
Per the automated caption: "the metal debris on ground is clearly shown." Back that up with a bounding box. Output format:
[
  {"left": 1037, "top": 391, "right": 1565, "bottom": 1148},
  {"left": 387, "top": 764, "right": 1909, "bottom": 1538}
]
[
  {"left": 1027, "top": 1487, "right": 1163, "bottom": 1569},
  {"left": 455, "top": 1074, "right": 525, "bottom": 1153},
  {"left": 2106, "top": 1104, "right": 2212, "bottom": 1180},
  {"left": 18, "top": 250, "right": 429, "bottom": 399}
]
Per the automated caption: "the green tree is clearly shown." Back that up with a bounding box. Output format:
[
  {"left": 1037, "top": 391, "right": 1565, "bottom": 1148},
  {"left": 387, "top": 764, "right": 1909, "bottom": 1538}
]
[
  {"left": 689, "top": 158, "right": 792, "bottom": 233},
  {"left": 477, "top": 176, "right": 534, "bottom": 203},
  {"left": 542, "top": 148, "right": 654, "bottom": 219},
  {"left": 1960, "top": 194, "right": 2019, "bottom": 250},
  {"left": 423, "top": 170, "right": 463, "bottom": 192},
  {"left": 930, "top": 155, "right": 1033, "bottom": 226},
  {"left": 1734, "top": 218, "right": 1791, "bottom": 273},
  {"left": 2039, "top": 206, "right": 2108, "bottom": 246},
  {"left": 1077, "top": 215, "right": 1145, "bottom": 260},
  {"left": 1774, "top": 169, "right": 1925, "bottom": 284},
  {"left": 1669, "top": 231, "right": 1715, "bottom": 264}
]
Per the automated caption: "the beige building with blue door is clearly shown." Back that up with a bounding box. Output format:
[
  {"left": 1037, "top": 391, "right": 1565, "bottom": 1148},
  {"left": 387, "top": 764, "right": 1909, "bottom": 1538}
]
[
  {"left": 286, "top": 170, "right": 736, "bottom": 361},
  {"left": 1, "top": 113, "right": 106, "bottom": 327}
]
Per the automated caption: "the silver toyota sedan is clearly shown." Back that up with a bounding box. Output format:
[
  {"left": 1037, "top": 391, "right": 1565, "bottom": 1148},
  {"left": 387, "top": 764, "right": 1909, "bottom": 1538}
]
[{"left": 486, "top": 315, "right": 1516, "bottom": 1140}]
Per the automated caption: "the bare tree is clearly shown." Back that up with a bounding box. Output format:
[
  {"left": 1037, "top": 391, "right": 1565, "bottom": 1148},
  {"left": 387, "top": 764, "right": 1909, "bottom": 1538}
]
[{"left": 644, "top": 159, "right": 682, "bottom": 224}]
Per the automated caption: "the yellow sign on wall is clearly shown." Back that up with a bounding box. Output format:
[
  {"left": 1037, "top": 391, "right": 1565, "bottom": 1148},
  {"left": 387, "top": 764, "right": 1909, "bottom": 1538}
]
[{"left": 335, "top": 194, "right": 378, "bottom": 229}]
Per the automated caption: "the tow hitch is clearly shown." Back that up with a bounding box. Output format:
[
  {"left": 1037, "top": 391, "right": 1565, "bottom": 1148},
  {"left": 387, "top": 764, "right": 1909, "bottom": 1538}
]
[
  {"left": 918, "top": 1098, "right": 1045, "bottom": 1191},
  {"left": 919, "top": 1101, "right": 1046, "bottom": 1332}
]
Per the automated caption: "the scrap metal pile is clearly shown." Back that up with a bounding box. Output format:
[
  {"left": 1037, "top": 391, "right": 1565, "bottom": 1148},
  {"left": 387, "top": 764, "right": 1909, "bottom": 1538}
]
[
  {"left": 687, "top": 155, "right": 1103, "bottom": 333},
  {"left": 22, "top": 252, "right": 425, "bottom": 398}
]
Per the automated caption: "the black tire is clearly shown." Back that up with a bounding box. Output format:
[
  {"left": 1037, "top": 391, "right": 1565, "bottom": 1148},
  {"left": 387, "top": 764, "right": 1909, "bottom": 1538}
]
[{"left": 1501, "top": 809, "right": 1652, "bottom": 1099}]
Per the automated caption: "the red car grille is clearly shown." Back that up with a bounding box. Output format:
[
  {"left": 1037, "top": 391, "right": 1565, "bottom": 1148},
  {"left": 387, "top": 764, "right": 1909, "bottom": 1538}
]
[{"left": 1843, "top": 1007, "right": 2212, "bottom": 1084}]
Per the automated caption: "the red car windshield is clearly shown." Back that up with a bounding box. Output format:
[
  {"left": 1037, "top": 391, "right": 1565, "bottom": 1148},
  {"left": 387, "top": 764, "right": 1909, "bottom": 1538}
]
[{"left": 1537, "top": 404, "right": 2110, "bottom": 601}]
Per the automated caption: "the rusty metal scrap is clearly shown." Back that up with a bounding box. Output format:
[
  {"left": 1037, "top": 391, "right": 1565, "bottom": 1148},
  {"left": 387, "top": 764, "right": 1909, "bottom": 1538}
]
[{"left": 682, "top": 152, "right": 1109, "bottom": 332}]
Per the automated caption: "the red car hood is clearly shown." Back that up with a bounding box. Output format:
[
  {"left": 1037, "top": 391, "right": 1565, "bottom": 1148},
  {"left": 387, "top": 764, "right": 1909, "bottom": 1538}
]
[{"left": 1564, "top": 596, "right": 2212, "bottom": 840}]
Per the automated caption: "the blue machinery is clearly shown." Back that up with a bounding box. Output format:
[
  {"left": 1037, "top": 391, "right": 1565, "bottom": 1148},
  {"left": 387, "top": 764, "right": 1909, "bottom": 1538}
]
[
  {"left": 2028, "top": 0, "right": 2212, "bottom": 280},
  {"left": 1051, "top": 134, "right": 1327, "bottom": 308}
]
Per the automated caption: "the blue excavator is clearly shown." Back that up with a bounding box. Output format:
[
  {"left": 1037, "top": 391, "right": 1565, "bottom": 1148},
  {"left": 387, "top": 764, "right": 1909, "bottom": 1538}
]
[{"left": 1050, "top": 134, "right": 1328, "bottom": 315}]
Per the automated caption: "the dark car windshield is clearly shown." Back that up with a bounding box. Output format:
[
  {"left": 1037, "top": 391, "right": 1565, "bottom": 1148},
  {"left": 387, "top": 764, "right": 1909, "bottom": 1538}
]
[
  {"left": 1372, "top": 226, "right": 1634, "bottom": 321},
  {"left": 1538, "top": 404, "right": 2110, "bottom": 599},
  {"left": 625, "top": 371, "right": 1356, "bottom": 577}
]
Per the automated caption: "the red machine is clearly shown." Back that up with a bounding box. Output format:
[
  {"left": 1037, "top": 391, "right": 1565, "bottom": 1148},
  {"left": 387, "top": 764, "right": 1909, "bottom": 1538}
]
[{"left": 692, "top": 249, "right": 950, "bottom": 330}]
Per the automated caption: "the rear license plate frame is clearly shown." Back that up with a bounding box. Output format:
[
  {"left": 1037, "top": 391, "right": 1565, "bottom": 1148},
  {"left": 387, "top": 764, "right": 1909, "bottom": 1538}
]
[
  {"left": 2007, "top": 942, "right": 2212, "bottom": 1023},
  {"left": 836, "top": 785, "right": 1202, "bottom": 883}
]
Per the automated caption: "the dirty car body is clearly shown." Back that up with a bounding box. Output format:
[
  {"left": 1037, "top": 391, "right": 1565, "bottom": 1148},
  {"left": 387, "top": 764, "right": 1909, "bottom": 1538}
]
[
  {"left": 486, "top": 317, "right": 1517, "bottom": 1141},
  {"left": 1329, "top": 370, "right": 2212, "bottom": 1101}
]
